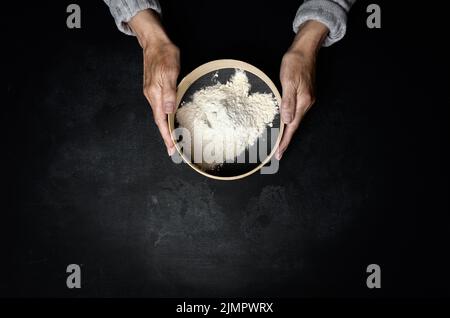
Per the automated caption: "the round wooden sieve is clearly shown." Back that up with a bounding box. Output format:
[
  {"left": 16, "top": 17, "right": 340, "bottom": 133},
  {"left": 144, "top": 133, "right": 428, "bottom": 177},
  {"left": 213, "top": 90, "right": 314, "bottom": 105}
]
[{"left": 168, "top": 59, "right": 283, "bottom": 180}]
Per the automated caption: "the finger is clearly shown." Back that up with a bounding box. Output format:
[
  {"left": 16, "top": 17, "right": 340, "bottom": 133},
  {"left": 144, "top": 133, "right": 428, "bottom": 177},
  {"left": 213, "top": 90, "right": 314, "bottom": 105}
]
[
  {"left": 276, "top": 89, "right": 315, "bottom": 160},
  {"left": 280, "top": 82, "right": 297, "bottom": 124},
  {"left": 144, "top": 86, "right": 176, "bottom": 156},
  {"left": 162, "top": 69, "right": 178, "bottom": 114},
  {"left": 296, "top": 90, "right": 315, "bottom": 116},
  {"left": 276, "top": 120, "right": 299, "bottom": 161},
  {"left": 154, "top": 108, "right": 176, "bottom": 156},
  {"left": 276, "top": 99, "right": 305, "bottom": 161}
]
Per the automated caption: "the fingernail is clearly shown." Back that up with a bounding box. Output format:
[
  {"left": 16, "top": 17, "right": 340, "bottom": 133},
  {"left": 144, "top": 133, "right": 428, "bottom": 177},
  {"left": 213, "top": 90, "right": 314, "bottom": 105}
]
[
  {"left": 282, "top": 113, "right": 293, "bottom": 124},
  {"left": 275, "top": 151, "right": 283, "bottom": 161},
  {"left": 167, "top": 146, "right": 176, "bottom": 156},
  {"left": 164, "top": 102, "right": 175, "bottom": 114}
]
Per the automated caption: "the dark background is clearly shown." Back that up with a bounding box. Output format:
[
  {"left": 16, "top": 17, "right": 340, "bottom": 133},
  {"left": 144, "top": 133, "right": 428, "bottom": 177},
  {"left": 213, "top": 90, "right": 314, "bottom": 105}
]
[{"left": 2, "top": 0, "right": 449, "bottom": 298}]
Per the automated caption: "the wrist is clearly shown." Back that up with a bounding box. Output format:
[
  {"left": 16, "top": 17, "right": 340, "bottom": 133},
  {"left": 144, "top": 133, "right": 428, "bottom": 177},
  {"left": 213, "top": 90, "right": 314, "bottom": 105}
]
[
  {"left": 289, "top": 20, "right": 329, "bottom": 57},
  {"left": 128, "top": 9, "right": 171, "bottom": 49}
]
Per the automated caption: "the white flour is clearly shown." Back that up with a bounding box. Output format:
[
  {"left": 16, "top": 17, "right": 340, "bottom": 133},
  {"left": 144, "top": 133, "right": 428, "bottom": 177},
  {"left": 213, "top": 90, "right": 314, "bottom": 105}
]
[{"left": 176, "top": 69, "right": 278, "bottom": 169}]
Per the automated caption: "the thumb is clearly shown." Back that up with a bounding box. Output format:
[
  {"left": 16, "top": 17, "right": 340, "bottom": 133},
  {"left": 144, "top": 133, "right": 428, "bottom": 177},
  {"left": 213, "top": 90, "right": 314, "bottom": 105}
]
[
  {"left": 162, "top": 72, "right": 178, "bottom": 114},
  {"left": 280, "top": 82, "right": 297, "bottom": 124}
]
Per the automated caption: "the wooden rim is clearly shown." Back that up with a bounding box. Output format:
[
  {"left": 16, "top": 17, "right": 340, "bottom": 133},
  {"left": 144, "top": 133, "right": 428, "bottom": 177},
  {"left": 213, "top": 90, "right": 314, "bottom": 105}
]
[{"left": 168, "top": 59, "right": 284, "bottom": 181}]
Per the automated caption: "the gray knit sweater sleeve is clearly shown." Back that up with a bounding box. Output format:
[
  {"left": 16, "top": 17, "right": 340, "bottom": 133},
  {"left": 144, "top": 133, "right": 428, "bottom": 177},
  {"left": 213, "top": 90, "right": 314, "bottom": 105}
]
[
  {"left": 103, "top": 0, "right": 161, "bottom": 35},
  {"left": 104, "top": 0, "right": 354, "bottom": 46},
  {"left": 293, "top": 0, "right": 356, "bottom": 46}
]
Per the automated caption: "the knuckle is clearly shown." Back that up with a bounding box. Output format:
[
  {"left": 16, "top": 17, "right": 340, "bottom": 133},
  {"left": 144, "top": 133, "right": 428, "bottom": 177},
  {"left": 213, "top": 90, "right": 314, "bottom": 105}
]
[
  {"left": 154, "top": 116, "right": 162, "bottom": 124},
  {"left": 288, "top": 119, "right": 300, "bottom": 131},
  {"left": 282, "top": 107, "right": 292, "bottom": 114},
  {"left": 146, "top": 85, "right": 159, "bottom": 99},
  {"left": 282, "top": 51, "right": 295, "bottom": 63},
  {"left": 303, "top": 94, "right": 312, "bottom": 105},
  {"left": 170, "top": 44, "right": 180, "bottom": 55},
  {"left": 281, "top": 100, "right": 292, "bottom": 109},
  {"left": 144, "top": 84, "right": 159, "bottom": 98},
  {"left": 149, "top": 85, "right": 160, "bottom": 96},
  {"left": 142, "top": 85, "right": 151, "bottom": 98},
  {"left": 299, "top": 92, "right": 313, "bottom": 106},
  {"left": 154, "top": 117, "right": 166, "bottom": 128}
]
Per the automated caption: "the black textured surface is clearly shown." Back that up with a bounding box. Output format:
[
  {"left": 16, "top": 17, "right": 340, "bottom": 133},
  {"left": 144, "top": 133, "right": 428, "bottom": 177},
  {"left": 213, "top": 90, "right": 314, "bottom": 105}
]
[{"left": 3, "top": 0, "right": 450, "bottom": 298}]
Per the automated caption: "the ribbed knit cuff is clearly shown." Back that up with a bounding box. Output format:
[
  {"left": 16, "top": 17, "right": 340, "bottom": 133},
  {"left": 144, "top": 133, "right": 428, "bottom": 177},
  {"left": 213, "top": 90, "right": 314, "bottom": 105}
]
[
  {"left": 106, "top": 0, "right": 162, "bottom": 36},
  {"left": 293, "top": 0, "right": 348, "bottom": 47}
]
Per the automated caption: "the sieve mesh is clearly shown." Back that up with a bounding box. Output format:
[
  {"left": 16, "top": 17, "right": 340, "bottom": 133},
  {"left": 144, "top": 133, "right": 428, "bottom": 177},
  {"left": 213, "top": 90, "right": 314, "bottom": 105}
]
[{"left": 174, "top": 68, "right": 281, "bottom": 178}]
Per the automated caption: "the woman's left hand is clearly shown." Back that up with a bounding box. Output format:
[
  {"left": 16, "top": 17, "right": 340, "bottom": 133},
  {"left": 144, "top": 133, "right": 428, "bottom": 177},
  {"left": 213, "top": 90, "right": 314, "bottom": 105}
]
[{"left": 277, "top": 20, "right": 329, "bottom": 160}]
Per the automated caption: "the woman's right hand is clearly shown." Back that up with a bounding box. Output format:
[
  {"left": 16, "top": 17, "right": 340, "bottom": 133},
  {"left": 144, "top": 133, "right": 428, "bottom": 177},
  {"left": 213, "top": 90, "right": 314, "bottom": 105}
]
[{"left": 129, "top": 9, "right": 180, "bottom": 156}]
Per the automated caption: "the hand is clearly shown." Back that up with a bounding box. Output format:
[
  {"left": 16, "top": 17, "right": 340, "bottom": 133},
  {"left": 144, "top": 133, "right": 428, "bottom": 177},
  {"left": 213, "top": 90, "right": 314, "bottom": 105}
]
[
  {"left": 129, "top": 9, "right": 180, "bottom": 156},
  {"left": 276, "top": 21, "right": 328, "bottom": 160}
]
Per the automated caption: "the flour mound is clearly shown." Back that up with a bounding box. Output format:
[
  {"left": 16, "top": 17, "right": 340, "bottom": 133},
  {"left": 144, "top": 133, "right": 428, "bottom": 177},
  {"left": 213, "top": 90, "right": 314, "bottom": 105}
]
[{"left": 176, "top": 69, "right": 278, "bottom": 170}]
